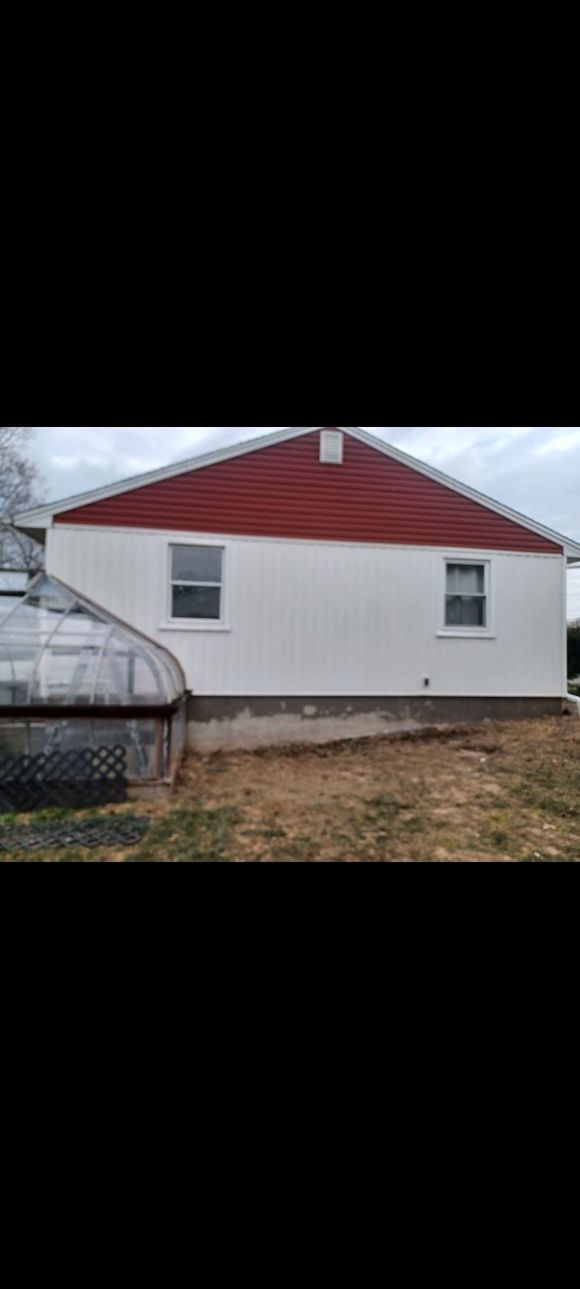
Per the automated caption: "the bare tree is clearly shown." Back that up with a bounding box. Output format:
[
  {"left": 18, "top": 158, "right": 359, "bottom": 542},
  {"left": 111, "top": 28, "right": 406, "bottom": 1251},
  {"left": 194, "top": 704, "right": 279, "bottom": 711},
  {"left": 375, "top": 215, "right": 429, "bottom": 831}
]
[{"left": 0, "top": 427, "right": 44, "bottom": 569}]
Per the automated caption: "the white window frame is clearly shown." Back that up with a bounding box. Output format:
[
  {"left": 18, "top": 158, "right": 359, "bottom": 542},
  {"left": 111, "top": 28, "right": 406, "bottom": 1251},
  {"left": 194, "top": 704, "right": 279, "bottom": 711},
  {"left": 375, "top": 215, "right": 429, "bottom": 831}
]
[
  {"left": 438, "top": 555, "right": 496, "bottom": 638},
  {"left": 161, "top": 540, "right": 229, "bottom": 632}
]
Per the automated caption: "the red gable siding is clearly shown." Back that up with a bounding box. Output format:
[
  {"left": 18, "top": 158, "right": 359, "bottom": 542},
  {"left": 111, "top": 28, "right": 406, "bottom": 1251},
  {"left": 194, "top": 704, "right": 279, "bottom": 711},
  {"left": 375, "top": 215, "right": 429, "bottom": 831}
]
[{"left": 57, "top": 430, "right": 561, "bottom": 553}]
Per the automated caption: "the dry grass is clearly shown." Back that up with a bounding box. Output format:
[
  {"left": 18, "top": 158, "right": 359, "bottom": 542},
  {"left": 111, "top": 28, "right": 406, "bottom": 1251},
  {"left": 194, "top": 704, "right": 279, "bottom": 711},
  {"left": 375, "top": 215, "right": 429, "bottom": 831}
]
[{"left": 1, "top": 715, "right": 579, "bottom": 861}]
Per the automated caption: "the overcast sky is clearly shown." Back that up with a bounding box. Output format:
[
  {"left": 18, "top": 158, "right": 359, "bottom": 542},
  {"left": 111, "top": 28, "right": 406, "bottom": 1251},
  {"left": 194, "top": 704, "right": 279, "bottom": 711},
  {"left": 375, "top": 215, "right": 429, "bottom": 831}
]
[{"left": 30, "top": 427, "right": 580, "bottom": 619}]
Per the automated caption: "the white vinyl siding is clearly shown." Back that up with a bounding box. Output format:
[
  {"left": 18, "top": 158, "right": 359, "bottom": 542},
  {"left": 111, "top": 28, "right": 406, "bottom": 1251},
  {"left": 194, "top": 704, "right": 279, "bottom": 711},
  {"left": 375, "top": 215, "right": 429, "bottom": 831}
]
[{"left": 47, "top": 527, "right": 566, "bottom": 699}]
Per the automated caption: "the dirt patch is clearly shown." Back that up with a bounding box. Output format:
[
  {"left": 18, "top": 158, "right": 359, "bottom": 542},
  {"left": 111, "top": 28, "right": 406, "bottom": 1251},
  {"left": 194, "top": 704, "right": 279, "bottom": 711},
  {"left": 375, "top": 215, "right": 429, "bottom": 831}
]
[{"left": 1, "top": 716, "right": 579, "bottom": 861}]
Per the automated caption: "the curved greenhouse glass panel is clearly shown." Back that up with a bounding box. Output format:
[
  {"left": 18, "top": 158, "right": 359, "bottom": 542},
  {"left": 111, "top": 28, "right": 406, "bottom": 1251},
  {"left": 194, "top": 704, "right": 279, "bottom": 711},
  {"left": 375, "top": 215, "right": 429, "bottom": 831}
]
[
  {"left": 0, "top": 576, "right": 188, "bottom": 795},
  {"left": 0, "top": 575, "right": 185, "bottom": 709}
]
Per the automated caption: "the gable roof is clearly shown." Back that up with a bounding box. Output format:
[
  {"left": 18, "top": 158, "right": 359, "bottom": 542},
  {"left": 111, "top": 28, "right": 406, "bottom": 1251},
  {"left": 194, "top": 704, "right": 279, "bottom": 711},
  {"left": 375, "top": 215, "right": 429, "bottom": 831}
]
[{"left": 14, "top": 426, "right": 580, "bottom": 558}]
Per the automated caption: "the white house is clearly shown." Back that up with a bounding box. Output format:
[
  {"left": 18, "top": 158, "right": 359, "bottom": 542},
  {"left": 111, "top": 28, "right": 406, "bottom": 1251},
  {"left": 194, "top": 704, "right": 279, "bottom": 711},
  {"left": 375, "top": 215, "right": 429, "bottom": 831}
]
[{"left": 15, "top": 426, "right": 580, "bottom": 750}]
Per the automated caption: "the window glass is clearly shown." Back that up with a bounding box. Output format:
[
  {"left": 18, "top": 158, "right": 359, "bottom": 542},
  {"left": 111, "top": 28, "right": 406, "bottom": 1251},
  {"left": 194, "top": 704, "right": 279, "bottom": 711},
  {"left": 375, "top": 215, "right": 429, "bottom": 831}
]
[
  {"left": 446, "top": 596, "right": 486, "bottom": 628},
  {"left": 172, "top": 546, "right": 222, "bottom": 584},
  {"left": 170, "top": 546, "right": 223, "bottom": 621},
  {"left": 446, "top": 564, "right": 485, "bottom": 595},
  {"left": 445, "top": 563, "right": 487, "bottom": 629},
  {"left": 172, "top": 586, "right": 221, "bottom": 620}
]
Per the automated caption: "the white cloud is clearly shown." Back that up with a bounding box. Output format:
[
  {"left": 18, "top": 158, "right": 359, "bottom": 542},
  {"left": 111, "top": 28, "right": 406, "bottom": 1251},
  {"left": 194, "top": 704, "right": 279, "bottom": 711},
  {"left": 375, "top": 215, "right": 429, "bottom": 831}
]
[{"left": 535, "top": 430, "right": 580, "bottom": 456}]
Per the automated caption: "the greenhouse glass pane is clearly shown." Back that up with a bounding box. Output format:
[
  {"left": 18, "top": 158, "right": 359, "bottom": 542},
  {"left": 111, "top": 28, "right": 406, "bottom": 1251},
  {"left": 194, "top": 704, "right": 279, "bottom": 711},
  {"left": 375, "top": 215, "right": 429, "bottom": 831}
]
[
  {"left": 0, "top": 647, "right": 38, "bottom": 704},
  {"left": 0, "top": 573, "right": 29, "bottom": 593},
  {"left": 0, "top": 722, "right": 28, "bottom": 759},
  {"left": 0, "top": 717, "right": 161, "bottom": 781},
  {"left": 28, "top": 643, "right": 104, "bottom": 704},
  {"left": 90, "top": 718, "right": 159, "bottom": 778},
  {"left": 0, "top": 575, "right": 185, "bottom": 709},
  {"left": 0, "top": 596, "right": 24, "bottom": 621}
]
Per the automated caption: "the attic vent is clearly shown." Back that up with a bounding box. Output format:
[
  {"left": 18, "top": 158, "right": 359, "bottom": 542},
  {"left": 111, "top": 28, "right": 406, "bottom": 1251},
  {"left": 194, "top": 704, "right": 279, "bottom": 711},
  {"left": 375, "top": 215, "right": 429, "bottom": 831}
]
[{"left": 320, "top": 430, "right": 344, "bottom": 465}]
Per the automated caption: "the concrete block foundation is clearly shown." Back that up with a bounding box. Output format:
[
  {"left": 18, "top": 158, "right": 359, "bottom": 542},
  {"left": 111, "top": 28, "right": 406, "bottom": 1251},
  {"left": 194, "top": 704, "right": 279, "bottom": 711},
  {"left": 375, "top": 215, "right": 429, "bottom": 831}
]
[{"left": 186, "top": 696, "right": 563, "bottom": 752}]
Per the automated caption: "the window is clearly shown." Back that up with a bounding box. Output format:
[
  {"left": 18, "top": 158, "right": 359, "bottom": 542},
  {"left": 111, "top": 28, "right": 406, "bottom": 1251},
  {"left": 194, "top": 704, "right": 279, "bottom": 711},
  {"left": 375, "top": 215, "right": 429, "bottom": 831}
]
[
  {"left": 445, "top": 562, "right": 488, "bottom": 629},
  {"left": 170, "top": 545, "right": 224, "bottom": 622}
]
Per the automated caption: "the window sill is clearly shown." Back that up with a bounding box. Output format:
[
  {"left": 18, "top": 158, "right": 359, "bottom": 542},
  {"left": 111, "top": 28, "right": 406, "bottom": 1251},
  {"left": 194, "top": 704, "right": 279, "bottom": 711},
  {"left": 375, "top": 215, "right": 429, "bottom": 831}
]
[
  {"left": 437, "top": 630, "right": 497, "bottom": 640},
  {"left": 159, "top": 621, "right": 231, "bottom": 633}
]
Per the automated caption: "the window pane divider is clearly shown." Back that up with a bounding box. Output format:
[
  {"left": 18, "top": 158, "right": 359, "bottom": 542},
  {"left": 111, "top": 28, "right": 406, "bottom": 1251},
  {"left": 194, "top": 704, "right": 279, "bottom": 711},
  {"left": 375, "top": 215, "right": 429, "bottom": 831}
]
[{"left": 171, "top": 581, "right": 222, "bottom": 588}]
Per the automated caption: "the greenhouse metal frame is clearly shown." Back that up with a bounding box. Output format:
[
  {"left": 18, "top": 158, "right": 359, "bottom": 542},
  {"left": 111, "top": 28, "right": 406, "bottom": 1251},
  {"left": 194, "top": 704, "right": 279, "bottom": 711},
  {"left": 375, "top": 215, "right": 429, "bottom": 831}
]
[{"left": 0, "top": 573, "right": 188, "bottom": 787}]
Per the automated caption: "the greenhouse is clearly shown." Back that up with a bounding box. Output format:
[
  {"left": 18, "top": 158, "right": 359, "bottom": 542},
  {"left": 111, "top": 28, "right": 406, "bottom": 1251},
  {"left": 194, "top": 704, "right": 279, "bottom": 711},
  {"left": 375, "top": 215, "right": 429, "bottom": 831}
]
[{"left": 0, "top": 574, "right": 188, "bottom": 796}]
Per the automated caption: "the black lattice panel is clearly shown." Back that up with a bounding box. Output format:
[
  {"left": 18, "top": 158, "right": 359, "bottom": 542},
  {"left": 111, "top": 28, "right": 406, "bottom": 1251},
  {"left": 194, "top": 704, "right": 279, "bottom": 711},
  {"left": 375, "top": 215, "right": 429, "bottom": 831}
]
[
  {"left": 0, "top": 816, "right": 149, "bottom": 853},
  {"left": 0, "top": 745, "right": 128, "bottom": 813}
]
